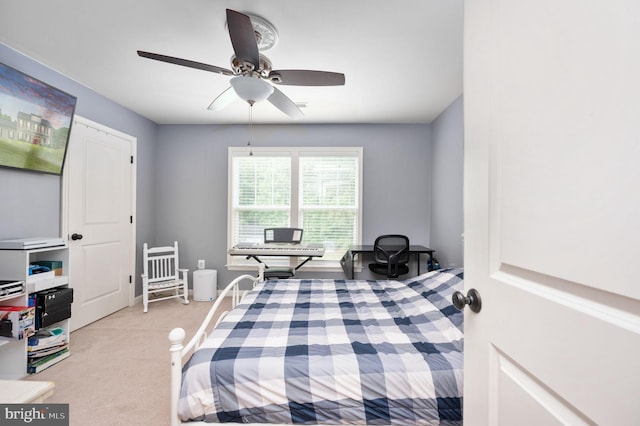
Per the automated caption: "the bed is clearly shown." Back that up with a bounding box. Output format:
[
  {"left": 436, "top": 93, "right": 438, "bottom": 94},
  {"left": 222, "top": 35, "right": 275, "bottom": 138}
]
[{"left": 169, "top": 268, "right": 464, "bottom": 426}]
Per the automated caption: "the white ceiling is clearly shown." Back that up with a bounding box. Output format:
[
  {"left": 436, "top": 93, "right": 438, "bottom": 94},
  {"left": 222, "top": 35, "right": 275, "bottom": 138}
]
[{"left": 0, "top": 1, "right": 463, "bottom": 125}]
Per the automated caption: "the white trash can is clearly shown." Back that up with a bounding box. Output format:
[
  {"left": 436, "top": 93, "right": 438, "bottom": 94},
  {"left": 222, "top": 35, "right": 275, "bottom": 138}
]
[{"left": 193, "top": 269, "right": 217, "bottom": 302}]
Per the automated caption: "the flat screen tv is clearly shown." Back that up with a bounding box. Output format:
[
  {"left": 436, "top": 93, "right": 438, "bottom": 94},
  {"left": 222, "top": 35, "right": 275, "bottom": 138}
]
[{"left": 0, "top": 62, "right": 77, "bottom": 175}]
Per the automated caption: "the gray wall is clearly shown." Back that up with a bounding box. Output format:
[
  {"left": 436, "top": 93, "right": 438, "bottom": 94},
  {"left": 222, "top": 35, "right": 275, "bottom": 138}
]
[
  {"left": 0, "top": 44, "right": 158, "bottom": 292},
  {"left": 431, "top": 95, "right": 464, "bottom": 268},
  {"left": 154, "top": 123, "right": 433, "bottom": 285},
  {"left": 1, "top": 43, "right": 463, "bottom": 296}
]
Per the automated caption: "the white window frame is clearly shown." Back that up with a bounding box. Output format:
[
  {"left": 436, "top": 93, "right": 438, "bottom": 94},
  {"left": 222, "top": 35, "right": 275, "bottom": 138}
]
[{"left": 227, "top": 146, "right": 363, "bottom": 271}]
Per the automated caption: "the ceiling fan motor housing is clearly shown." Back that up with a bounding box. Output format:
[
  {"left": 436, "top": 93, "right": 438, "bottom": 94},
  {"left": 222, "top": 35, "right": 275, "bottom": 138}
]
[{"left": 231, "top": 54, "right": 273, "bottom": 78}]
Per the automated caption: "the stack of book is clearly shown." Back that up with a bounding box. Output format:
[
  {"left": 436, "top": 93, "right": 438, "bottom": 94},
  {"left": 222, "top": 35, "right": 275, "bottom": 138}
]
[{"left": 27, "top": 327, "right": 70, "bottom": 374}]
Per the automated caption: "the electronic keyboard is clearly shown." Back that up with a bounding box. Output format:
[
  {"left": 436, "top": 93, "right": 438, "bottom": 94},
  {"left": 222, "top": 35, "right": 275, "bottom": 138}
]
[{"left": 228, "top": 243, "right": 325, "bottom": 257}]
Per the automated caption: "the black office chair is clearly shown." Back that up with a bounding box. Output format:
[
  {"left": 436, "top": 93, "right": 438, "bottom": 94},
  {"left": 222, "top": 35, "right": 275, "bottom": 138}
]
[{"left": 368, "top": 235, "right": 411, "bottom": 278}]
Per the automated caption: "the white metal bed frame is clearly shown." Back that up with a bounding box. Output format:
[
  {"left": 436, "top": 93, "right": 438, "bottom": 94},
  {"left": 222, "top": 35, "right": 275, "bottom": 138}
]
[{"left": 169, "top": 265, "right": 266, "bottom": 426}]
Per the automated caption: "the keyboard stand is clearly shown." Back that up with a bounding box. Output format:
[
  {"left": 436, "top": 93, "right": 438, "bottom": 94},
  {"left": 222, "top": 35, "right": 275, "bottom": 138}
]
[
  {"left": 229, "top": 244, "right": 325, "bottom": 280},
  {"left": 244, "top": 255, "right": 296, "bottom": 280},
  {"left": 245, "top": 254, "right": 315, "bottom": 278}
]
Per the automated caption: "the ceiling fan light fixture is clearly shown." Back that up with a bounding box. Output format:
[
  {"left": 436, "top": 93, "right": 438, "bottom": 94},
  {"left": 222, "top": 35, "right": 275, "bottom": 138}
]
[{"left": 230, "top": 76, "right": 274, "bottom": 103}]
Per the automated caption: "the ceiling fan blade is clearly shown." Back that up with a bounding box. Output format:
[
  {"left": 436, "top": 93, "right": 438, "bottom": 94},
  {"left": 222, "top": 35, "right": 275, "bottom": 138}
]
[
  {"left": 137, "top": 51, "right": 233, "bottom": 76},
  {"left": 267, "top": 87, "right": 303, "bottom": 119},
  {"left": 207, "top": 86, "right": 238, "bottom": 111},
  {"left": 226, "top": 9, "right": 260, "bottom": 70},
  {"left": 268, "top": 70, "right": 345, "bottom": 86}
]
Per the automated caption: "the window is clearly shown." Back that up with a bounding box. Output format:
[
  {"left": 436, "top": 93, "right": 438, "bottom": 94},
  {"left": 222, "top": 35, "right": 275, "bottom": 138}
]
[{"left": 228, "top": 147, "right": 362, "bottom": 269}]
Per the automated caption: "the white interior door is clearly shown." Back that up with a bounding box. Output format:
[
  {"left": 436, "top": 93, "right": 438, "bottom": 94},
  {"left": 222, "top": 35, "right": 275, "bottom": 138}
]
[
  {"left": 64, "top": 116, "right": 136, "bottom": 330},
  {"left": 464, "top": 1, "right": 640, "bottom": 424}
]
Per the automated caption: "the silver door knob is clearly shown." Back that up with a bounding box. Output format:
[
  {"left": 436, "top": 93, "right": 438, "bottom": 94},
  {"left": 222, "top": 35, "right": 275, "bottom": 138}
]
[{"left": 452, "top": 289, "right": 482, "bottom": 313}]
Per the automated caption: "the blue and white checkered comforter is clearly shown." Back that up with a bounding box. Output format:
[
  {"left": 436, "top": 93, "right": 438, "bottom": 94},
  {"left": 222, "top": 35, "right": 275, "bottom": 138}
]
[{"left": 178, "top": 268, "right": 464, "bottom": 425}]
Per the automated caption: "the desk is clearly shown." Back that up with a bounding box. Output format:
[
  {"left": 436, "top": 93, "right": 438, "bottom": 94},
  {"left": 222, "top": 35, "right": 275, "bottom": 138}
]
[{"left": 340, "top": 245, "right": 435, "bottom": 279}]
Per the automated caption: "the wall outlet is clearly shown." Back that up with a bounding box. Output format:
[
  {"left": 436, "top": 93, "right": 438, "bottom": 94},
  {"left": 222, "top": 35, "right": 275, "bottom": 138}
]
[{"left": 197, "top": 259, "right": 205, "bottom": 270}]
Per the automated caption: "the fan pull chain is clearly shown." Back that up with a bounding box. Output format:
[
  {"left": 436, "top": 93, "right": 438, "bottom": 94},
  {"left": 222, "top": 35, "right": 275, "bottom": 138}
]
[{"left": 248, "top": 101, "right": 254, "bottom": 156}]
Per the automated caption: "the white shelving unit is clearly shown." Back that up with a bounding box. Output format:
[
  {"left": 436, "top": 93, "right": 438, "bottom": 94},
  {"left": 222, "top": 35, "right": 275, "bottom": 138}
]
[
  {"left": 0, "top": 280, "right": 28, "bottom": 380},
  {"left": 0, "top": 245, "right": 71, "bottom": 379}
]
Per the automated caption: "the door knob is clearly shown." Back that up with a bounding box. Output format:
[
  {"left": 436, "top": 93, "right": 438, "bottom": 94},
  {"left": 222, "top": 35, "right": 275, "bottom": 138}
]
[
  {"left": 452, "top": 289, "right": 482, "bottom": 313},
  {"left": 71, "top": 233, "right": 83, "bottom": 241}
]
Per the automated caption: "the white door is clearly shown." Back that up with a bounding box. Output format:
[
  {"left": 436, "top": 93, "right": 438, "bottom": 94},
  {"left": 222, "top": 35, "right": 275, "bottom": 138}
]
[
  {"left": 464, "top": 1, "right": 640, "bottom": 424},
  {"left": 64, "top": 116, "right": 136, "bottom": 330}
]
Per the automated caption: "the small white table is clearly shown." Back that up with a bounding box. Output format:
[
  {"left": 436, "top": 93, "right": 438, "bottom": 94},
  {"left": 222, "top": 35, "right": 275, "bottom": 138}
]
[{"left": 0, "top": 380, "right": 55, "bottom": 403}]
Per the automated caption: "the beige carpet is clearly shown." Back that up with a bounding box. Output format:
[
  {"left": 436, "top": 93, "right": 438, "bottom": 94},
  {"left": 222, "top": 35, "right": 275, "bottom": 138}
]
[{"left": 25, "top": 297, "right": 232, "bottom": 426}]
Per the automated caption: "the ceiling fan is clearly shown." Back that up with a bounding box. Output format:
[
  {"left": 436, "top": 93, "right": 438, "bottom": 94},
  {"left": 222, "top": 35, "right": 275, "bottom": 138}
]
[{"left": 137, "top": 9, "right": 345, "bottom": 119}]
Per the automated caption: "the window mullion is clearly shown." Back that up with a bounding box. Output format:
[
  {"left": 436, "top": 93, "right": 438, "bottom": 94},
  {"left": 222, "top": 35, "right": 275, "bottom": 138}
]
[
  {"left": 289, "top": 152, "right": 300, "bottom": 269},
  {"left": 290, "top": 151, "right": 300, "bottom": 226}
]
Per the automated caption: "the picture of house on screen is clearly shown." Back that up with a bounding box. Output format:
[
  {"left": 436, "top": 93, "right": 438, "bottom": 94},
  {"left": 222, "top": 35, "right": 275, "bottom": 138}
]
[{"left": 0, "top": 62, "right": 76, "bottom": 175}]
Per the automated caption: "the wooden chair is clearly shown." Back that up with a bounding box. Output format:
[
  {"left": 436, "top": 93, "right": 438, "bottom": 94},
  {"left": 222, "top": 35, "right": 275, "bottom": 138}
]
[{"left": 141, "top": 241, "right": 189, "bottom": 313}]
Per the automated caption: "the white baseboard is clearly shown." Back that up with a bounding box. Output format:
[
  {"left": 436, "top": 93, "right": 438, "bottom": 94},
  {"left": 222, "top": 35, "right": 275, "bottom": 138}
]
[{"left": 132, "top": 289, "right": 228, "bottom": 306}]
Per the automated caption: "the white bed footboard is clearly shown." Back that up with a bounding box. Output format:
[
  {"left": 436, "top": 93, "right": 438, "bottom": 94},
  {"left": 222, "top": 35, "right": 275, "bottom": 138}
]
[{"left": 169, "top": 269, "right": 263, "bottom": 426}]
